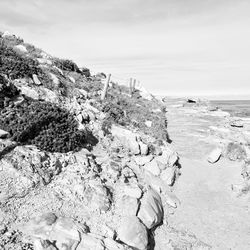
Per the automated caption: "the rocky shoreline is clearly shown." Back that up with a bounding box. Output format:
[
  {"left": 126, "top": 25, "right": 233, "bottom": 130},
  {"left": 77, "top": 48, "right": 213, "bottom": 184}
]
[{"left": 1, "top": 31, "right": 249, "bottom": 250}]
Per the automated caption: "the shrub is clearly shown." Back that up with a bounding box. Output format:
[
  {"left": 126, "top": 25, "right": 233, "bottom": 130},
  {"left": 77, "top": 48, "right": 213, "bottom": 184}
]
[
  {"left": 0, "top": 100, "right": 93, "bottom": 153},
  {"left": 54, "top": 58, "right": 81, "bottom": 73},
  {"left": 100, "top": 94, "right": 170, "bottom": 142},
  {"left": 0, "top": 42, "right": 40, "bottom": 79},
  {"left": 0, "top": 75, "right": 20, "bottom": 108}
]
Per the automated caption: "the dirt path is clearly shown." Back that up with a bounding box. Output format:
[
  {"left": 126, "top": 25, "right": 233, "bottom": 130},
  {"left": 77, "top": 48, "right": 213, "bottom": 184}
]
[{"left": 165, "top": 101, "right": 250, "bottom": 249}]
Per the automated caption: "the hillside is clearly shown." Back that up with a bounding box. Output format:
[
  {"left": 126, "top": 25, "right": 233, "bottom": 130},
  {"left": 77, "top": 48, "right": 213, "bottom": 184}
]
[
  {"left": 1, "top": 31, "right": 250, "bottom": 250},
  {"left": 0, "top": 31, "right": 208, "bottom": 250}
]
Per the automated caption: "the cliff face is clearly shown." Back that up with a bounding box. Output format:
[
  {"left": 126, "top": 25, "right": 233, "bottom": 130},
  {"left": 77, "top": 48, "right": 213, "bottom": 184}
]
[{"left": 0, "top": 32, "right": 209, "bottom": 250}]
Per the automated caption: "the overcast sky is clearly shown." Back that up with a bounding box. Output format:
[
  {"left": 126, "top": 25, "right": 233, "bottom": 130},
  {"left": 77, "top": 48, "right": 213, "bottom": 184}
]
[{"left": 1, "top": 0, "right": 250, "bottom": 99}]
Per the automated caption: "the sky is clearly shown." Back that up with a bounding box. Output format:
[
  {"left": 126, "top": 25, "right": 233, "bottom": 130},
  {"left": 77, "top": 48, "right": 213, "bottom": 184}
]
[{"left": 1, "top": 0, "right": 250, "bottom": 99}]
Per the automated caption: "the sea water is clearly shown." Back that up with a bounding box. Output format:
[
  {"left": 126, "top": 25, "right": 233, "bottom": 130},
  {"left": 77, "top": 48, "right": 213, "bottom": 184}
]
[{"left": 211, "top": 100, "right": 250, "bottom": 118}]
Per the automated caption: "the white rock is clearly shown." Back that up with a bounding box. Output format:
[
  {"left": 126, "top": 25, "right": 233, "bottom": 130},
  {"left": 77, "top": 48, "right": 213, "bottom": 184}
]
[
  {"left": 134, "top": 155, "right": 153, "bottom": 166},
  {"left": 145, "top": 121, "right": 152, "bottom": 127},
  {"left": 118, "top": 216, "right": 148, "bottom": 250},
  {"left": 123, "top": 184, "right": 142, "bottom": 199},
  {"left": 0, "top": 129, "right": 9, "bottom": 139},
  {"left": 68, "top": 76, "right": 76, "bottom": 83},
  {"left": 49, "top": 73, "right": 60, "bottom": 85},
  {"left": 20, "top": 86, "right": 39, "bottom": 99},
  {"left": 207, "top": 147, "right": 222, "bottom": 163},
  {"left": 138, "top": 188, "right": 163, "bottom": 229},
  {"left": 77, "top": 233, "right": 105, "bottom": 250},
  {"left": 103, "top": 238, "right": 129, "bottom": 250},
  {"left": 116, "top": 195, "right": 139, "bottom": 217},
  {"left": 155, "top": 148, "right": 178, "bottom": 169},
  {"left": 160, "top": 167, "right": 176, "bottom": 186},
  {"left": 111, "top": 125, "right": 140, "bottom": 155},
  {"left": 139, "top": 142, "right": 148, "bottom": 155},
  {"left": 14, "top": 44, "right": 27, "bottom": 53},
  {"left": 143, "top": 159, "right": 161, "bottom": 176},
  {"left": 37, "top": 58, "right": 52, "bottom": 65},
  {"left": 32, "top": 74, "right": 41, "bottom": 85}
]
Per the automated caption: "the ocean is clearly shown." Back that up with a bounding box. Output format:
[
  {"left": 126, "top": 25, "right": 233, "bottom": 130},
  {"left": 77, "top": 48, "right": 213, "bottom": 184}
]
[{"left": 211, "top": 100, "right": 250, "bottom": 118}]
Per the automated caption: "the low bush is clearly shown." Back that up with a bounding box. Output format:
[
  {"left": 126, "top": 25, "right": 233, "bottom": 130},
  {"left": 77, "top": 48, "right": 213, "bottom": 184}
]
[
  {"left": 100, "top": 94, "right": 170, "bottom": 142},
  {"left": 0, "top": 75, "right": 20, "bottom": 108},
  {"left": 0, "top": 43, "right": 40, "bottom": 79},
  {"left": 0, "top": 100, "right": 92, "bottom": 153},
  {"left": 54, "top": 58, "right": 81, "bottom": 73}
]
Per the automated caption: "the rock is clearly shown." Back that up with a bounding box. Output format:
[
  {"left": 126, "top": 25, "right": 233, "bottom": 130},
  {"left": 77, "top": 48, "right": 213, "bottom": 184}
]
[
  {"left": 133, "top": 155, "right": 154, "bottom": 166},
  {"left": 103, "top": 238, "right": 131, "bottom": 250},
  {"left": 76, "top": 233, "right": 105, "bottom": 250},
  {"left": 123, "top": 184, "right": 142, "bottom": 199},
  {"left": 116, "top": 195, "right": 139, "bottom": 217},
  {"left": 143, "top": 159, "right": 161, "bottom": 176},
  {"left": 111, "top": 126, "right": 140, "bottom": 155},
  {"left": 49, "top": 73, "right": 60, "bottom": 86},
  {"left": 145, "top": 121, "right": 152, "bottom": 127},
  {"left": 32, "top": 74, "right": 42, "bottom": 85},
  {"left": 23, "top": 214, "right": 81, "bottom": 250},
  {"left": 207, "top": 147, "right": 222, "bottom": 163},
  {"left": 0, "top": 129, "right": 9, "bottom": 139},
  {"left": 37, "top": 58, "right": 52, "bottom": 65},
  {"left": 230, "top": 119, "right": 244, "bottom": 128},
  {"left": 68, "top": 76, "right": 76, "bottom": 83},
  {"left": 137, "top": 188, "right": 163, "bottom": 229},
  {"left": 118, "top": 216, "right": 148, "bottom": 250},
  {"left": 14, "top": 44, "right": 27, "bottom": 53},
  {"left": 225, "top": 142, "right": 246, "bottom": 161},
  {"left": 160, "top": 167, "right": 176, "bottom": 186},
  {"left": 77, "top": 114, "right": 83, "bottom": 123},
  {"left": 84, "top": 184, "right": 111, "bottom": 212},
  {"left": 155, "top": 148, "right": 178, "bottom": 169},
  {"left": 139, "top": 142, "right": 148, "bottom": 155},
  {"left": 20, "top": 86, "right": 39, "bottom": 99}
]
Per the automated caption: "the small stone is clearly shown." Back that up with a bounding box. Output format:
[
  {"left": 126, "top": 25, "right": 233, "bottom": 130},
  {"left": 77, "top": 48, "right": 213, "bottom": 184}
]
[
  {"left": 118, "top": 216, "right": 148, "bottom": 250},
  {"left": 32, "top": 74, "right": 42, "bottom": 85},
  {"left": 145, "top": 121, "right": 152, "bottom": 127},
  {"left": 139, "top": 142, "right": 148, "bottom": 155},
  {"left": 207, "top": 147, "right": 222, "bottom": 163},
  {"left": 0, "top": 129, "right": 9, "bottom": 139}
]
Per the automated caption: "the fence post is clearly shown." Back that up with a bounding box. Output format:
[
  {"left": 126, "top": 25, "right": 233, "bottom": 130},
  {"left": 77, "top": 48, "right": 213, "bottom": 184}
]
[
  {"left": 133, "top": 79, "right": 136, "bottom": 92},
  {"left": 129, "top": 78, "right": 133, "bottom": 97},
  {"left": 101, "top": 73, "right": 111, "bottom": 100}
]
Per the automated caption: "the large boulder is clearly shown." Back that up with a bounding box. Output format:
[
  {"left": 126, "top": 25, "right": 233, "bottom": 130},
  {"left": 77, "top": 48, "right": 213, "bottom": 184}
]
[
  {"left": 22, "top": 213, "right": 81, "bottom": 250},
  {"left": 143, "top": 159, "right": 161, "bottom": 176},
  {"left": 77, "top": 233, "right": 105, "bottom": 250},
  {"left": 155, "top": 147, "right": 178, "bottom": 169},
  {"left": 111, "top": 126, "right": 140, "bottom": 155},
  {"left": 137, "top": 188, "right": 163, "bottom": 229},
  {"left": 160, "top": 167, "right": 176, "bottom": 186},
  {"left": 118, "top": 216, "right": 148, "bottom": 250}
]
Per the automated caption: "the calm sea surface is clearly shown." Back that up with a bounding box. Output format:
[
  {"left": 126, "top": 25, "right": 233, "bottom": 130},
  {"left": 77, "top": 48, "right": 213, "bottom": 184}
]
[{"left": 211, "top": 100, "right": 250, "bottom": 118}]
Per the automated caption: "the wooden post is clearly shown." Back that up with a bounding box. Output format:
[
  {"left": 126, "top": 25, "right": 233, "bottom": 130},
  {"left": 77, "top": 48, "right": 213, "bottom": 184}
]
[
  {"left": 101, "top": 73, "right": 111, "bottom": 100},
  {"left": 133, "top": 79, "right": 136, "bottom": 92},
  {"left": 129, "top": 78, "right": 133, "bottom": 96}
]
